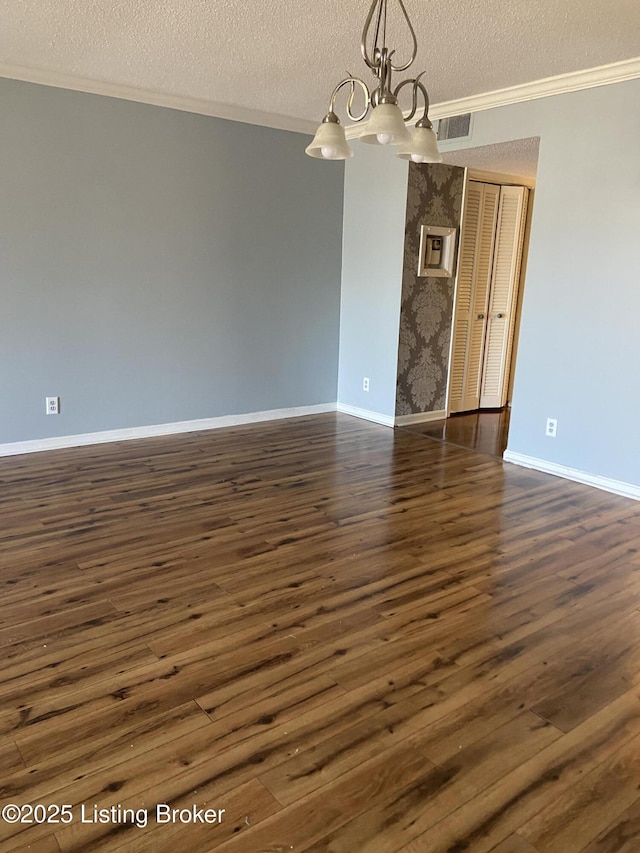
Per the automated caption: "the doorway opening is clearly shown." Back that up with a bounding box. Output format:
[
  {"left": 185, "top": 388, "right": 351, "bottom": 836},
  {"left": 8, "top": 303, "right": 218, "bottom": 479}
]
[{"left": 440, "top": 138, "right": 539, "bottom": 457}]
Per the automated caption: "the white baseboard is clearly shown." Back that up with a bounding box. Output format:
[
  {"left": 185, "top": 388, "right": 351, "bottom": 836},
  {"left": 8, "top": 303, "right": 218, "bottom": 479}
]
[
  {"left": 503, "top": 450, "right": 640, "bottom": 502},
  {"left": 395, "top": 410, "right": 447, "bottom": 427},
  {"left": 336, "top": 403, "right": 395, "bottom": 428},
  {"left": 0, "top": 403, "right": 337, "bottom": 457}
]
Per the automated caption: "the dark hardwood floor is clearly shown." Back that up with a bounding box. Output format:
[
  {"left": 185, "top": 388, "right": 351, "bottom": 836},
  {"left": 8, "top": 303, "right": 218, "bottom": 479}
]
[
  {"left": 1, "top": 412, "right": 640, "bottom": 852},
  {"left": 400, "top": 408, "right": 511, "bottom": 458}
]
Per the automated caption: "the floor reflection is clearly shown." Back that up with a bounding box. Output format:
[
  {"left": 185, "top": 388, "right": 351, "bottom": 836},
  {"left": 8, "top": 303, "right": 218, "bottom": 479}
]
[{"left": 399, "top": 408, "right": 511, "bottom": 459}]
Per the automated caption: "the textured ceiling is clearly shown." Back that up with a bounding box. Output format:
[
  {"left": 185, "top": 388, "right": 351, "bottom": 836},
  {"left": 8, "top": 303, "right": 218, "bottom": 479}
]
[
  {"left": 443, "top": 138, "right": 540, "bottom": 180},
  {"left": 0, "top": 0, "right": 639, "bottom": 125}
]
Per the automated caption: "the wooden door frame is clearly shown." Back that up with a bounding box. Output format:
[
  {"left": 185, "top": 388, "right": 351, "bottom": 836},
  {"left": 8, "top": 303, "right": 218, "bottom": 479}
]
[{"left": 445, "top": 167, "right": 536, "bottom": 417}]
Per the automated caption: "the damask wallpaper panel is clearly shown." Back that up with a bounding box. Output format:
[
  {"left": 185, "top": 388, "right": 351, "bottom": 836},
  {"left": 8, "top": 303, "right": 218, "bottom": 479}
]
[{"left": 395, "top": 163, "right": 465, "bottom": 416}]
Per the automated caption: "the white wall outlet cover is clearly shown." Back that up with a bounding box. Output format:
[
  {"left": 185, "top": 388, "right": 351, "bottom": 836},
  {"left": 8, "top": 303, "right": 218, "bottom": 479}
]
[{"left": 46, "top": 396, "right": 60, "bottom": 415}]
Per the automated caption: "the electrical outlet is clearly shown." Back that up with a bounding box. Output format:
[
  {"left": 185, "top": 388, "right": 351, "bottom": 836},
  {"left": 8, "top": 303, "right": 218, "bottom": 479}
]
[
  {"left": 362, "top": 377, "right": 370, "bottom": 392},
  {"left": 545, "top": 417, "right": 557, "bottom": 438},
  {"left": 46, "top": 396, "right": 60, "bottom": 415}
]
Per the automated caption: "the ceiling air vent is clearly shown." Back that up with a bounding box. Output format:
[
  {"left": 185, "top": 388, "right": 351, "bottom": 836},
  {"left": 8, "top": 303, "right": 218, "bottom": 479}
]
[{"left": 436, "top": 113, "right": 472, "bottom": 143}]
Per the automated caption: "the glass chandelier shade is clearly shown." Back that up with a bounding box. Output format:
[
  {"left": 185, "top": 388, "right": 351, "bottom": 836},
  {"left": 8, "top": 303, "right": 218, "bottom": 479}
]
[
  {"left": 397, "top": 123, "right": 443, "bottom": 163},
  {"left": 305, "top": 118, "right": 353, "bottom": 160},
  {"left": 359, "top": 103, "right": 411, "bottom": 146}
]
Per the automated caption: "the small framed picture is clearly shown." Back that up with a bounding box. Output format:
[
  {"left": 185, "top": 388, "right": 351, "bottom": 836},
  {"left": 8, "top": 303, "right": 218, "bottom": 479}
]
[{"left": 418, "top": 225, "right": 457, "bottom": 277}]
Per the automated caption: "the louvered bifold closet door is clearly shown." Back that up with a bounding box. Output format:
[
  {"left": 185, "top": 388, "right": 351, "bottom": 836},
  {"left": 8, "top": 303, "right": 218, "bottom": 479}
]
[
  {"left": 479, "top": 186, "right": 529, "bottom": 408},
  {"left": 448, "top": 182, "right": 500, "bottom": 413}
]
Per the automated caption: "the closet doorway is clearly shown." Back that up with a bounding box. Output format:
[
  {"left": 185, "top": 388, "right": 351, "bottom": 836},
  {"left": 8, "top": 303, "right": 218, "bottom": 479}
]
[
  {"left": 402, "top": 142, "right": 539, "bottom": 460},
  {"left": 448, "top": 176, "right": 530, "bottom": 416}
]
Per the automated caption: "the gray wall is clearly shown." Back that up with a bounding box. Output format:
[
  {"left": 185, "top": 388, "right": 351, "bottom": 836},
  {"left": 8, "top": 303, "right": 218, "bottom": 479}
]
[
  {"left": 338, "top": 142, "right": 408, "bottom": 419},
  {"left": 0, "top": 78, "right": 344, "bottom": 444},
  {"left": 445, "top": 79, "right": 640, "bottom": 485}
]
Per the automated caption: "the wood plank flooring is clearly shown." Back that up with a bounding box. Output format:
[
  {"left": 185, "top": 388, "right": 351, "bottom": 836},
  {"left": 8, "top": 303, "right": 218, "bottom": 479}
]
[
  {"left": 1, "top": 412, "right": 639, "bottom": 852},
  {"left": 401, "top": 408, "right": 511, "bottom": 458}
]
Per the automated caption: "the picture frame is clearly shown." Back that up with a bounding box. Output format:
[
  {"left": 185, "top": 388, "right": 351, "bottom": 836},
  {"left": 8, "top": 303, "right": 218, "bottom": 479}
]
[{"left": 418, "top": 225, "right": 457, "bottom": 277}]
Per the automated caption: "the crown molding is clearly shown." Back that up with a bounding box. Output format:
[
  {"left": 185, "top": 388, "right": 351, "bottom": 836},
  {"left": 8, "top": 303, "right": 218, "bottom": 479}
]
[
  {"left": 0, "top": 62, "right": 319, "bottom": 135},
  {"left": 428, "top": 56, "right": 640, "bottom": 120},
  {"left": 1, "top": 56, "right": 638, "bottom": 136},
  {"left": 345, "top": 57, "right": 640, "bottom": 137}
]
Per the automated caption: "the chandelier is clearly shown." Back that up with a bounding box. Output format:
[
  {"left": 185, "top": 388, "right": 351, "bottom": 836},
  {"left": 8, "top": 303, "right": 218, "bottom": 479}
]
[{"left": 305, "top": 0, "right": 443, "bottom": 163}]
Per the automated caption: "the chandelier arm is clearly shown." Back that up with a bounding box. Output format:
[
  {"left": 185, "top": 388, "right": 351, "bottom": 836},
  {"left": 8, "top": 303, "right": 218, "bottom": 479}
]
[
  {"left": 389, "top": 0, "right": 418, "bottom": 72},
  {"left": 361, "top": 0, "right": 384, "bottom": 69},
  {"left": 328, "top": 77, "right": 372, "bottom": 123},
  {"left": 413, "top": 79, "right": 432, "bottom": 123},
  {"left": 377, "top": 48, "right": 393, "bottom": 102},
  {"left": 372, "top": 0, "right": 385, "bottom": 63},
  {"left": 393, "top": 77, "right": 419, "bottom": 122},
  {"left": 393, "top": 74, "right": 431, "bottom": 124},
  {"left": 382, "top": 0, "right": 388, "bottom": 48}
]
